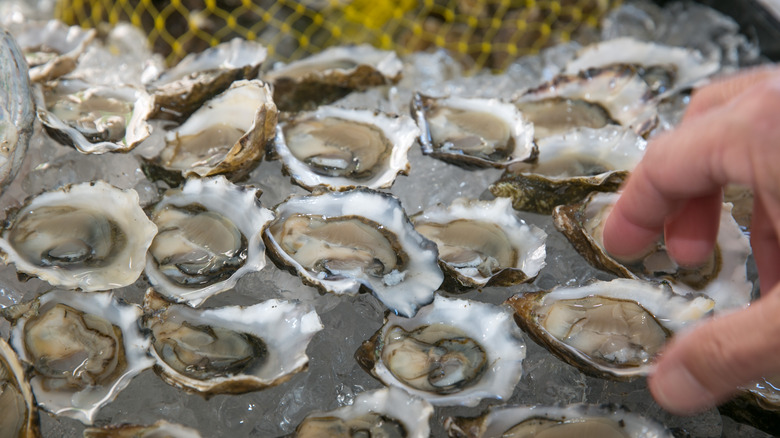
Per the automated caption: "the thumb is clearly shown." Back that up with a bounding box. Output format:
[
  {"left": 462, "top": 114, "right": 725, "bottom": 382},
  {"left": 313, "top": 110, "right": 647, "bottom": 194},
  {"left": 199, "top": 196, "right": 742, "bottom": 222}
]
[{"left": 649, "top": 287, "right": 780, "bottom": 415}]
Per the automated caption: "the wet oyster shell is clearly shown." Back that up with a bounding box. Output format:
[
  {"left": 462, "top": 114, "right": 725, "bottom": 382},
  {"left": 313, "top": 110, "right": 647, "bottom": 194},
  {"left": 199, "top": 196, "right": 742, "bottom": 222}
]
[
  {"left": 507, "top": 279, "right": 714, "bottom": 380},
  {"left": 145, "top": 176, "right": 274, "bottom": 307},
  {"left": 719, "top": 376, "right": 780, "bottom": 437},
  {"left": 490, "top": 126, "right": 646, "bottom": 214},
  {"left": 355, "top": 295, "right": 526, "bottom": 406},
  {"left": 290, "top": 386, "right": 433, "bottom": 438},
  {"left": 411, "top": 93, "right": 537, "bottom": 168},
  {"left": 264, "top": 44, "right": 403, "bottom": 111},
  {"left": 0, "top": 337, "right": 40, "bottom": 437},
  {"left": 3, "top": 290, "right": 154, "bottom": 424},
  {"left": 264, "top": 188, "right": 442, "bottom": 318},
  {"left": 84, "top": 420, "right": 201, "bottom": 438},
  {"left": 0, "top": 181, "right": 157, "bottom": 291},
  {"left": 142, "top": 289, "right": 323, "bottom": 396},
  {"left": 143, "top": 38, "right": 267, "bottom": 121},
  {"left": 0, "top": 30, "right": 34, "bottom": 194},
  {"left": 445, "top": 403, "right": 674, "bottom": 438},
  {"left": 411, "top": 197, "right": 546, "bottom": 290},
  {"left": 552, "top": 191, "right": 753, "bottom": 312},
  {"left": 272, "top": 105, "right": 419, "bottom": 191}
]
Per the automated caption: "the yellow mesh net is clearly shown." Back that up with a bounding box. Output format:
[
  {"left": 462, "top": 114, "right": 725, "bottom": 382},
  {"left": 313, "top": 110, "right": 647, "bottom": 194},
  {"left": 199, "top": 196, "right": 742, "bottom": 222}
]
[{"left": 56, "top": 0, "right": 619, "bottom": 71}]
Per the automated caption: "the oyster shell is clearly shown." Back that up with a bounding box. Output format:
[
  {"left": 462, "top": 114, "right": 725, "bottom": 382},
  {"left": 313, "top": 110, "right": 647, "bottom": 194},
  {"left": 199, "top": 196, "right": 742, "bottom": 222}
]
[
  {"left": 0, "top": 29, "right": 34, "bottom": 194},
  {"left": 143, "top": 38, "right": 267, "bottom": 120},
  {"left": 0, "top": 337, "right": 40, "bottom": 437},
  {"left": 0, "top": 182, "right": 157, "bottom": 291},
  {"left": 152, "top": 79, "right": 277, "bottom": 180},
  {"left": 445, "top": 404, "right": 674, "bottom": 438},
  {"left": 564, "top": 37, "right": 720, "bottom": 95},
  {"left": 507, "top": 279, "right": 714, "bottom": 379},
  {"left": 720, "top": 376, "right": 780, "bottom": 437},
  {"left": 272, "top": 105, "right": 419, "bottom": 191},
  {"left": 490, "top": 126, "right": 646, "bottom": 213},
  {"left": 513, "top": 65, "right": 658, "bottom": 138},
  {"left": 264, "top": 188, "right": 443, "bottom": 317},
  {"left": 411, "top": 197, "right": 547, "bottom": 289},
  {"left": 2, "top": 290, "right": 154, "bottom": 424},
  {"left": 355, "top": 295, "right": 526, "bottom": 406},
  {"left": 142, "top": 289, "right": 323, "bottom": 395},
  {"left": 264, "top": 44, "right": 403, "bottom": 111},
  {"left": 84, "top": 420, "right": 201, "bottom": 438},
  {"left": 34, "top": 79, "right": 155, "bottom": 154},
  {"left": 145, "top": 176, "right": 274, "bottom": 307},
  {"left": 290, "top": 386, "right": 433, "bottom": 438},
  {"left": 411, "top": 93, "right": 537, "bottom": 168},
  {"left": 3, "top": 20, "right": 96, "bottom": 83},
  {"left": 553, "top": 192, "right": 753, "bottom": 312}
]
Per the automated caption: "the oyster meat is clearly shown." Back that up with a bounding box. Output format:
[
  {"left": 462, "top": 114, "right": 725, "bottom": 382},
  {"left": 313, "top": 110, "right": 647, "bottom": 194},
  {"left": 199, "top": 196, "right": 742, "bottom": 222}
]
[
  {"left": 272, "top": 105, "right": 419, "bottom": 191},
  {"left": 3, "top": 290, "right": 154, "bottom": 424},
  {"left": 142, "top": 289, "right": 323, "bottom": 395},
  {"left": 84, "top": 420, "right": 201, "bottom": 438},
  {"left": 145, "top": 176, "right": 274, "bottom": 307},
  {"left": 411, "top": 197, "right": 546, "bottom": 289},
  {"left": 355, "top": 295, "right": 526, "bottom": 406},
  {"left": 0, "top": 337, "right": 40, "bottom": 438},
  {"left": 0, "top": 181, "right": 157, "bottom": 291},
  {"left": 264, "top": 188, "right": 442, "bottom": 317}
]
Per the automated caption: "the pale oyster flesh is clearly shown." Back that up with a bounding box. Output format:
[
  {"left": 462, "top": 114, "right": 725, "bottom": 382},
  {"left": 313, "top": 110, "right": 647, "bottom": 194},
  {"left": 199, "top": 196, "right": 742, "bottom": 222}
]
[
  {"left": 0, "top": 30, "right": 34, "bottom": 194},
  {"left": 0, "top": 337, "right": 39, "bottom": 438},
  {"left": 84, "top": 420, "right": 202, "bottom": 438},
  {"left": 4, "top": 290, "right": 153, "bottom": 424},
  {"left": 0, "top": 182, "right": 157, "bottom": 291}
]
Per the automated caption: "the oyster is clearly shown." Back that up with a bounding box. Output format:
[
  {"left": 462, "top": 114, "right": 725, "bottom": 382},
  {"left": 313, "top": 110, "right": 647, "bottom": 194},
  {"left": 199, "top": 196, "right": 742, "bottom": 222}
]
[
  {"left": 290, "top": 386, "right": 433, "bottom": 438},
  {"left": 143, "top": 38, "right": 267, "bottom": 120},
  {"left": 152, "top": 79, "right": 277, "bottom": 180},
  {"left": 355, "top": 295, "right": 526, "bottom": 406},
  {"left": 264, "top": 44, "right": 403, "bottom": 111},
  {"left": 490, "top": 126, "right": 646, "bottom": 213},
  {"left": 2, "top": 290, "right": 154, "bottom": 424},
  {"left": 507, "top": 279, "right": 714, "bottom": 379},
  {"left": 264, "top": 188, "right": 443, "bottom": 317},
  {"left": 411, "top": 93, "right": 536, "bottom": 168},
  {"left": 272, "top": 105, "right": 419, "bottom": 191},
  {"left": 3, "top": 20, "right": 96, "bottom": 83},
  {"left": 720, "top": 376, "right": 780, "bottom": 437},
  {"left": 142, "top": 289, "right": 323, "bottom": 395},
  {"left": 411, "top": 197, "right": 547, "bottom": 289},
  {"left": 0, "top": 181, "right": 157, "bottom": 291},
  {"left": 445, "top": 404, "right": 674, "bottom": 438},
  {"left": 553, "top": 192, "right": 753, "bottom": 312},
  {"left": 0, "top": 337, "right": 40, "bottom": 437},
  {"left": 564, "top": 37, "right": 720, "bottom": 94},
  {"left": 145, "top": 176, "right": 274, "bottom": 307},
  {"left": 0, "top": 30, "right": 34, "bottom": 194},
  {"left": 513, "top": 65, "right": 658, "bottom": 138},
  {"left": 84, "top": 420, "right": 201, "bottom": 438},
  {"left": 34, "top": 79, "right": 155, "bottom": 154}
]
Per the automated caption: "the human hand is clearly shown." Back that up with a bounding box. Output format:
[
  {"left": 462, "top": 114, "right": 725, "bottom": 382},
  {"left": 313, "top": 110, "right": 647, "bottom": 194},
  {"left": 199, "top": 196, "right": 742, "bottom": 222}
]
[{"left": 602, "top": 65, "right": 780, "bottom": 415}]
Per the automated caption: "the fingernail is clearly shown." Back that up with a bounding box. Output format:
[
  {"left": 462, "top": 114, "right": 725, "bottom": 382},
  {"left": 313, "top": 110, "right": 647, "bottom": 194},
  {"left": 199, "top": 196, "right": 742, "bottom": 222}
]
[{"left": 650, "top": 364, "right": 717, "bottom": 416}]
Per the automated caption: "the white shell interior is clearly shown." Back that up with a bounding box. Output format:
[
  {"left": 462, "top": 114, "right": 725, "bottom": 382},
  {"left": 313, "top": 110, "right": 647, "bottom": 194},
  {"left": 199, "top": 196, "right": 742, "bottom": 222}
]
[{"left": 264, "top": 44, "right": 402, "bottom": 82}]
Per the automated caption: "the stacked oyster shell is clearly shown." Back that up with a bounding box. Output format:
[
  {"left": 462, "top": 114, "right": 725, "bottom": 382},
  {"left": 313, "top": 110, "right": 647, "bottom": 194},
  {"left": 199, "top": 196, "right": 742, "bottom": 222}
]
[{"left": 0, "top": 8, "right": 766, "bottom": 437}]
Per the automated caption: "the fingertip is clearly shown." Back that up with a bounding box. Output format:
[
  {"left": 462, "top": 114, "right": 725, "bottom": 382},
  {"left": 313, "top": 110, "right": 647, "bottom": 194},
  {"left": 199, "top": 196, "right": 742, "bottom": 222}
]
[
  {"left": 602, "top": 204, "right": 659, "bottom": 262},
  {"left": 663, "top": 194, "right": 722, "bottom": 268},
  {"left": 649, "top": 358, "right": 718, "bottom": 416}
]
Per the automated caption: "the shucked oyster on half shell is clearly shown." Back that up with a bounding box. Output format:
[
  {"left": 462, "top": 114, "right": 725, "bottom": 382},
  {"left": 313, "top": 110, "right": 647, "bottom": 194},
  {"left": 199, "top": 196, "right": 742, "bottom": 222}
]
[
  {"left": 513, "top": 65, "right": 658, "bottom": 139},
  {"left": 145, "top": 176, "right": 274, "bottom": 307},
  {"left": 84, "top": 420, "right": 201, "bottom": 438},
  {"left": 272, "top": 105, "right": 419, "bottom": 191},
  {"left": 150, "top": 79, "right": 277, "bottom": 180},
  {"left": 490, "top": 126, "right": 647, "bottom": 214},
  {"left": 34, "top": 78, "right": 155, "bottom": 154},
  {"left": 411, "top": 93, "right": 537, "bottom": 168},
  {"left": 0, "top": 337, "right": 40, "bottom": 437},
  {"left": 2, "top": 289, "right": 154, "bottom": 424},
  {"left": 411, "top": 197, "right": 546, "bottom": 290},
  {"left": 445, "top": 403, "right": 674, "bottom": 438},
  {"left": 507, "top": 279, "right": 714, "bottom": 380},
  {"left": 264, "top": 44, "right": 403, "bottom": 111},
  {"left": 142, "top": 38, "right": 268, "bottom": 121},
  {"left": 289, "top": 386, "right": 433, "bottom": 438},
  {"left": 142, "top": 288, "right": 323, "bottom": 396},
  {"left": 355, "top": 295, "right": 526, "bottom": 407},
  {"left": 720, "top": 375, "right": 780, "bottom": 437},
  {"left": 553, "top": 191, "right": 753, "bottom": 312},
  {"left": 0, "top": 181, "right": 157, "bottom": 291},
  {"left": 264, "top": 188, "right": 443, "bottom": 318}
]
